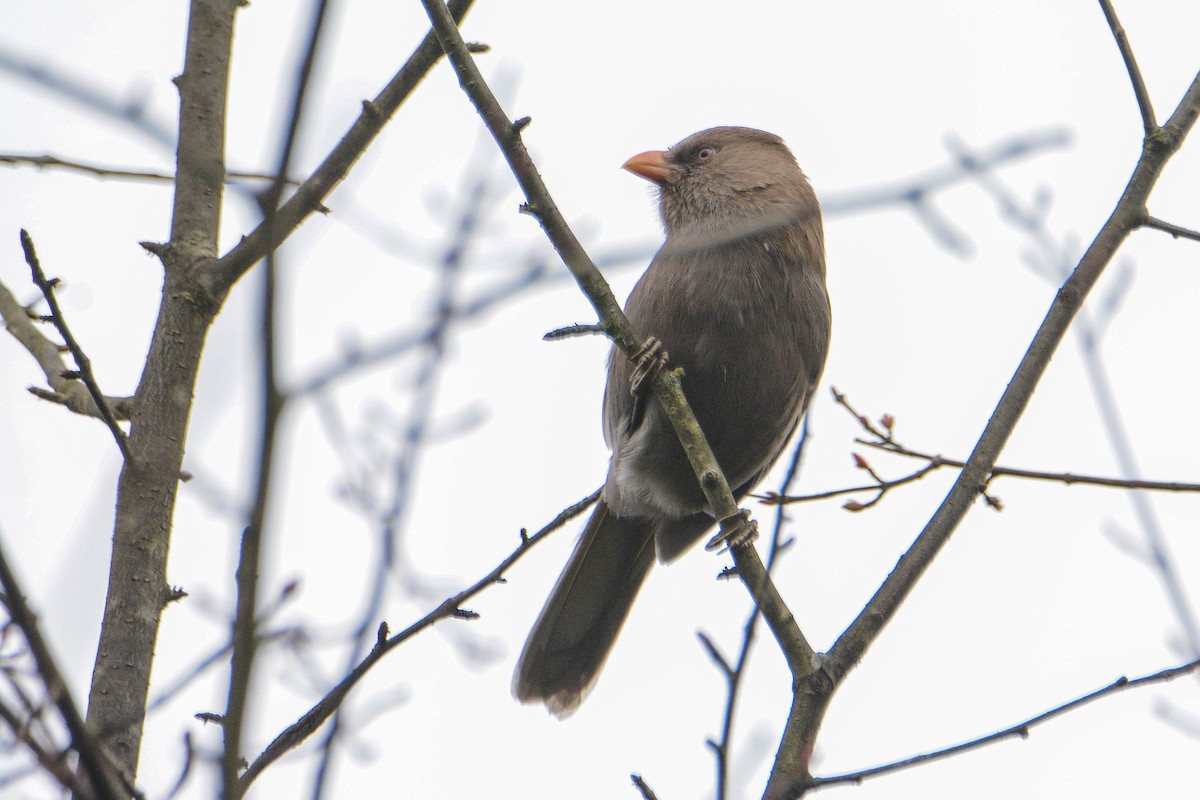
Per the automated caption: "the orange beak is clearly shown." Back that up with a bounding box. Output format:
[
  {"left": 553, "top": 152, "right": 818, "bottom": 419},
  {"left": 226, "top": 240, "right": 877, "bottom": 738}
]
[{"left": 622, "top": 150, "right": 672, "bottom": 184}]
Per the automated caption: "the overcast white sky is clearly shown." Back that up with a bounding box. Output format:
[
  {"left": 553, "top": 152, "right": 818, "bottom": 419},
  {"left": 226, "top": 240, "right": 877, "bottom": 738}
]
[{"left": 1, "top": 2, "right": 1199, "bottom": 799}]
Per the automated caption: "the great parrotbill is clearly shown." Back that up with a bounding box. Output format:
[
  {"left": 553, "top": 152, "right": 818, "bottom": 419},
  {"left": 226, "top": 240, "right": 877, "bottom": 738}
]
[{"left": 514, "top": 126, "right": 831, "bottom": 716}]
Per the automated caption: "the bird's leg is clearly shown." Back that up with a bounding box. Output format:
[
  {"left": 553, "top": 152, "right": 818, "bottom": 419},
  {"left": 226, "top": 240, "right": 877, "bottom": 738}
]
[
  {"left": 628, "top": 336, "right": 669, "bottom": 397},
  {"left": 706, "top": 508, "right": 759, "bottom": 552}
]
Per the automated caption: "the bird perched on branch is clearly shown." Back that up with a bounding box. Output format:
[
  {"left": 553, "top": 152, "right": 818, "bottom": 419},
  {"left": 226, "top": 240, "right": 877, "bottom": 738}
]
[{"left": 514, "top": 126, "right": 831, "bottom": 717}]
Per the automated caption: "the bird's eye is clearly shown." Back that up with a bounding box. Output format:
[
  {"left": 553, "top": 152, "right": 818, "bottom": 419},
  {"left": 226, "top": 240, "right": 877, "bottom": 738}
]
[{"left": 696, "top": 147, "right": 715, "bottom": 161}]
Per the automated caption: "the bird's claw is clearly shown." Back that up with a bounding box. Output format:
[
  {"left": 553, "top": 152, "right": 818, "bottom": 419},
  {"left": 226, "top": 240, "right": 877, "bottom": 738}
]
[
  {"left": 706, "top": 508, "right": 759, "bottom": 552},
  {"left": 629, "top": 336, "right": 669, "bottom": 397}
]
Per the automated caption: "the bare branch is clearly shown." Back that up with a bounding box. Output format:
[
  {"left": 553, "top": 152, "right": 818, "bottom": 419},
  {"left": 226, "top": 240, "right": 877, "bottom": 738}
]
[
  {"left": 420, "top": 0, "right": 814, "bottom": 689},
  {"left": 772, "top": 391, "right": 1200, "bottom": 510},
  {"left": 1098, "top": 0, "right": 1158, "bottom": 133},
  {"left": 0, "top": 152, "right": 293, "bottom": 185},
  {"left": 1143, "top": 214, "right": 1200, "bottom": 242},
  {"left": 0, "top": 277, "right": 135, "bottom": 420},
  {"left": 758, "top": 47, "right": 1200, "bottom": 800},
  {"left": 19, "top": 230, "right": 132, "bottom": 460},
  {"left": 0, "top": 528, "right": 126, "bottom": 800},
  {"left": 811, "top": 658, "right": 1200, "bottom": 790},
  {"left": 236, "top": 490, "right": 600, "bottom": 793},
  {"left": 712, "top": 420, "right": 813, "bottom": 800},
  {"left": 211, "top": 0, "right": 477, "bottom": 292},
  {"left": 825, "top": 63, "right": 1200, "bottom": 681},
  {"left": 222, "top": 1, "right": 331, "bottom": 796}
]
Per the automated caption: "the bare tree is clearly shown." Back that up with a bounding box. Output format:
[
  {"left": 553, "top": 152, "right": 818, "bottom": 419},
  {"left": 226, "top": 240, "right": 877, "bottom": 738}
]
[{"left": 0, "top": 2, "right": 1197, "bottom": 799}]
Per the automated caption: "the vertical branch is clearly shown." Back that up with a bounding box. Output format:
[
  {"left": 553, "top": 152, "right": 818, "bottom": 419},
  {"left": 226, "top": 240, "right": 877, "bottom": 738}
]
[
  {"left": 712, "top": 419, "right": 812, "bottom": 800},
  {"left": 82, "top": 0, "right": 238, "bottom": 783},
  {"left": 222, "top": 1, "right": 331, "bottom": 797}
]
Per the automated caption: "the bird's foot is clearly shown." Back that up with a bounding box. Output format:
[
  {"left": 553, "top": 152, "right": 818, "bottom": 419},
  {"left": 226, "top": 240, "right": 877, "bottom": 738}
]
[
  {"left": 629, "top": 336, "right": 669, "bottom": 396},
  {"left": 706, "top": 508, "right": 759, "bottom": 552}
]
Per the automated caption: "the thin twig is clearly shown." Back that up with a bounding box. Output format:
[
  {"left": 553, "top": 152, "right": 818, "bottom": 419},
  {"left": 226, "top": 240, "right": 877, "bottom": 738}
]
[
  {"left": 0, "top": 153, "right": 295, "bottom": 184},
  {"left": 236, "top": 490, "right": 600, "bottom": 793},
  {"left": 1143, "top": 215, "right": 1200, "bottom": 242},
  {"left": 0, "top": 279, "right": 135, "bottom": 419},
  {"left": 1098, "top": 0, "right": 1158, "bottom": 134},
  {"left": 712, "top": 418, "right": 813, "bottom": 800},
  {"left": 811, "top": 657, "right": 1200, "bottom": 789},
  {"left": 773, "top": 391, "right": 1200, "bottom": 508},
  {"left": 19, "top": 230, "right": 132, "bottom": 461}
]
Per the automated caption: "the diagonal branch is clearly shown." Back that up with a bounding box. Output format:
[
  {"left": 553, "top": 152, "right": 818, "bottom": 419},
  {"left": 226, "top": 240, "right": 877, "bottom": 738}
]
[
  {"left": 811, "top": 657, "right": 1200, "bottom": 789},
  {"left": 1098, "top": 0, "right": 1157, "bottom": 134},
  {"left": 236, "top": 490, "right": 600, "bottom": 793},
  {"left": 20, "top": 230, "right": 132, "bottom": 460},
  {"left": 419, "top": 0, "right": 815, "bottom": 681},
  {"left": 211, "top": 0, "right": 476, "bottom": 293},
  {"left": 794, "top": 60, "right": 1200, "bottom": 800}
]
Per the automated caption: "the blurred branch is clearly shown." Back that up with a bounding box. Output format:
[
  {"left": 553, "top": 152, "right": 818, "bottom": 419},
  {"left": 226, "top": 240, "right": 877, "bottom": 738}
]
[
  {"left": 822, "top": 127, "right": 1072, "bottom": 257},
  {"left": 0, "top": 47, "right": 176, "bottom": 149},
  {"left": 19, "top": 230, "right": 132, "bottom": 460},
  {"left": 236, "top": 490, "right": 600, "bottom": 794},
  {"left": 222, "top": 1, "right": 330, "bottom": 796},
  {"left": 948, "top": 137, "right": 1200, "bottom": 663},
  {"left": 812, "top": 657, "right": 1200, "bottom": 790},
  {"left": 800, "top": 42, "right": 1200, "bottom": 800},
  {"left": 0, "top": 693, "right": 80, "bottom": 795},
  {"left": 631, "top": 773, "right": 661, "bottom": 800},
  {"left": 0, "top": 528, "right": 126, "bottom": 800},
  {"left": 821, "top": 128, "right": 1072, "bottom": 215},
  {"left": 308, "top": 112, "right": 498, "bottom": 800},
  {"left": 211, "top": 0, "right": 477, "bottom": 292},
  {"left": 0, "top": 153, "right": 294, "bottom": 185}
]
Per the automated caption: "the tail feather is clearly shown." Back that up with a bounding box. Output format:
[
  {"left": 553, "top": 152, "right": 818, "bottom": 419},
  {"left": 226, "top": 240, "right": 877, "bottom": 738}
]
[{"left": 513, "top": 500, "right": 655, "bottom": 717}]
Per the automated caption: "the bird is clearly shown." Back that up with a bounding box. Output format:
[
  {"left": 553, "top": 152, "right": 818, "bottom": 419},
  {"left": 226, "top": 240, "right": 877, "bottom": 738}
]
[{"left": 513, "top": 126, "right": 831, "bottom": 717}]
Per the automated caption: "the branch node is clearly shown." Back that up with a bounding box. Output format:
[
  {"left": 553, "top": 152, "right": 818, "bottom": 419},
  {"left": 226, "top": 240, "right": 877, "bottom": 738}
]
[
  {"left": 141, "top": 240, "right": 169, "bottom": 258},
  {"left": 361, "top": 99, "right": 383, "bottom": 120}
]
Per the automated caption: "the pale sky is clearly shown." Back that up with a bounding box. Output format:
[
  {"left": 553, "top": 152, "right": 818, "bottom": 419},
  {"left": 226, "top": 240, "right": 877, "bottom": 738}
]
[{"left": 1, "top": 2, "right": 1198, "bottom": 799}]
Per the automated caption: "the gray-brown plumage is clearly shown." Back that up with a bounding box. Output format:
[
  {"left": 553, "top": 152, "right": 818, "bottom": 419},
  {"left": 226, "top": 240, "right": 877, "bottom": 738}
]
[{"left": 514, "top": 127, "right": 831, "bottom": 717}]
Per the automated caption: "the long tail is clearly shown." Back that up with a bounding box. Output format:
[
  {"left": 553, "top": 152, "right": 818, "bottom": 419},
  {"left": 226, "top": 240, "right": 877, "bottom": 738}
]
[{"left": 513, "top": 499, "right": 656, "bottom": 717}]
